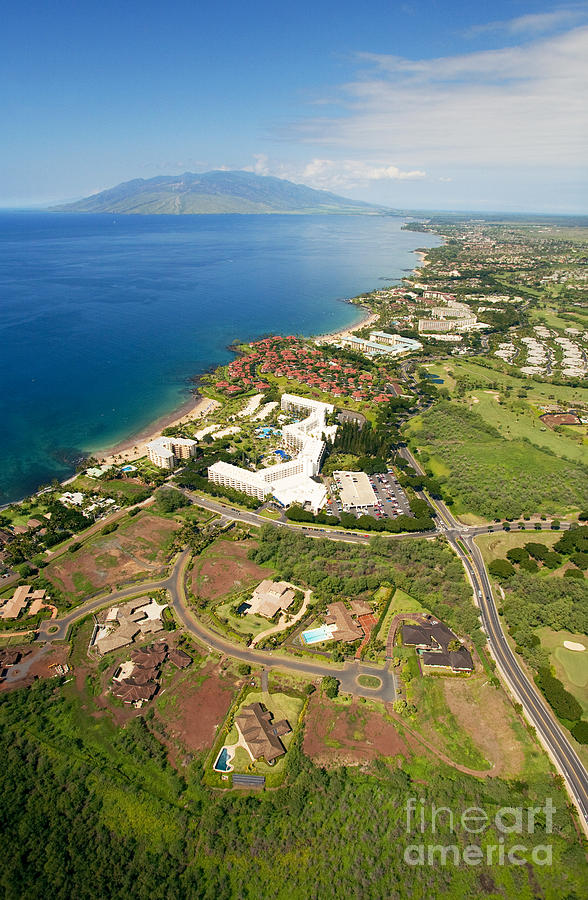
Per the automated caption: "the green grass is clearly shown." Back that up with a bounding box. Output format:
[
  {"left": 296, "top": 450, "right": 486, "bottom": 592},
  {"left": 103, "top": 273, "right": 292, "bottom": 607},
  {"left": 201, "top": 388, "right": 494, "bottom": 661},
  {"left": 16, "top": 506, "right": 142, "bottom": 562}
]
[
  {"left": 411, "top": 677, "right": 492, "bottom": 771},
  {"left": 537, "top": 627, "right": 588, "bottom": 716},
  {"left": 357, "top": 674, "right": 382, "bottom": 688},
  {"left": 465, "top": 391, "right": 587, "bottom": 464},
  {"left": 406, "top": 401, "right": 588, "bottom": 519},
  {"left": 476, "top": 530, "right": 560, "bottom": 566},
  {"left": 213, "top": 596, "right": 273, "bottom": 640}
]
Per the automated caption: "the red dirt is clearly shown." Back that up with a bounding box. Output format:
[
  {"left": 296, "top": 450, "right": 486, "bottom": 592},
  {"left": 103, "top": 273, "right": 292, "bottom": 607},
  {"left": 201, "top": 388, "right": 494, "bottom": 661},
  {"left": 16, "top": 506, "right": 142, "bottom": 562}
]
[
  {"left": 156, "top": 661, "right": 238, "bottom": 760},
  {"left": 0, "top": 644, "right": 69, "bottom": 692},
  {"left": 192, "top": 539, "right": 271, "bottom": 600},
  {"left": 47, "top": 514, "right": 178, "bottom": 596},
  {"left": 303, "top": 694, "right": 409, "bottom": 767}
]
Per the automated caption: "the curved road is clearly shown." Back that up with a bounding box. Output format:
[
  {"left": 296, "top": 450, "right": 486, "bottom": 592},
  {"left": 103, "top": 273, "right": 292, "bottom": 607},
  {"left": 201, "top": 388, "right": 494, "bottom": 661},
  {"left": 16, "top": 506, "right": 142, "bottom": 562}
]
[
  {"left": 35, "top": 460, "right": 587, "bottom": 830},
  {"left": 38, "top": 549, "right": 397, "bottom": 703}
]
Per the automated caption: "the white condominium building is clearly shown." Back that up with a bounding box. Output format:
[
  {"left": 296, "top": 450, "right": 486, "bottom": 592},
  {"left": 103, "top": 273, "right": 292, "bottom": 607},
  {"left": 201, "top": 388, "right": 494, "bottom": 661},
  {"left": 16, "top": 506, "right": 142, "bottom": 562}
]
[
  {"left": 368, "top": 331, "right": 423, "bottom": 353},
  {"left": 147, "top": 436, "right": 198, "bottom": 470},
  {"left": 207, "top": 461, "right": 271, "bottom": 501}
]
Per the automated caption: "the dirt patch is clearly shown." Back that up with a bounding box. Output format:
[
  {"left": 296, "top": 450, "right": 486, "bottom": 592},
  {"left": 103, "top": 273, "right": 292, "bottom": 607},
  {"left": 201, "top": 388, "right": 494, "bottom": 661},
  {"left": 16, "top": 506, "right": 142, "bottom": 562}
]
[
  {"left": 442, "top": 675, "right": 525, "bottom": 777},
  {"left": 46, "top": 514, "right": 178, "bottom": 598},
  {"left": 192, "top": 539, "right": 272, "bottom": 600},
  {"left": 0, "top": 644, "right": 69, "bottom": 691},
  {"left": 303, "top": 695, "right": 409, "bottom": 767},
  {"left": 156, "top": 662, "right": 238, "bottom": 761}
]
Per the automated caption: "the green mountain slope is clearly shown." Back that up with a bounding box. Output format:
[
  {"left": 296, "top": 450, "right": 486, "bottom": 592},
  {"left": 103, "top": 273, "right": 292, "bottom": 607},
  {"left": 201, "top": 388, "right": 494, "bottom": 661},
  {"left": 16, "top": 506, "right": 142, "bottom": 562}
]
[{"left": 52, "top": 170, "right": 393, "bottom": 215}]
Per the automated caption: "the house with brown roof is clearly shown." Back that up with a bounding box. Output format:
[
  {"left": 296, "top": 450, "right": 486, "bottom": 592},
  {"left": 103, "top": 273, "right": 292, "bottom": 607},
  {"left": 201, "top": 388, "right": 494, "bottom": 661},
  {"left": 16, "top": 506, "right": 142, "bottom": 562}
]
[
  {"left": 168, "top": 648, "right": 192, "bottom": 668},
  {"left": 235, "top": 702, "right": 291, "bottom": 764},
  {"left": 324, "top": 602, "right": 363, "bottom": 643}
]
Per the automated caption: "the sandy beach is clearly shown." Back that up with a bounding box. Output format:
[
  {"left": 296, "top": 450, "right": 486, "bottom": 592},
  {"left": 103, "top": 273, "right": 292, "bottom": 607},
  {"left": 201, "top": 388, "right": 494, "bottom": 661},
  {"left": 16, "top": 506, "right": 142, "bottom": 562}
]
[
  {"left": 95, "top": 395, "right": 221, "bottom": 466},
  {"left": 56, "top": 250, "right": 426, "bottom": 482},
  {"left": 314, "top": 305, "right": 380, "bottom": 343}
]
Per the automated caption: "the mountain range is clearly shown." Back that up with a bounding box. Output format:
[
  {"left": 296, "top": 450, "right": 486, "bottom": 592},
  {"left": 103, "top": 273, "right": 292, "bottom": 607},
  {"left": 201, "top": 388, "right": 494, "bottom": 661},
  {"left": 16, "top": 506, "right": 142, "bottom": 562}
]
[{"left": 52, "top": 171, "right": 393, "bottom": 215}]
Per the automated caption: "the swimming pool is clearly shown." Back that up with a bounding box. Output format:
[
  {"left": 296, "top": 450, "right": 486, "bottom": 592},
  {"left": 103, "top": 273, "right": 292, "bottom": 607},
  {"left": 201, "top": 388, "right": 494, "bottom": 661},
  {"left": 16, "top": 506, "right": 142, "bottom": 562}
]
[
  {"left": 214, "top": 746, "right": 234, "bottom": 772},
  {"left": 302, "top": 625, "right": 334, "bottom": 645},
  {"left": 121, "top": 464, "right": 137, "bottom": 472}
]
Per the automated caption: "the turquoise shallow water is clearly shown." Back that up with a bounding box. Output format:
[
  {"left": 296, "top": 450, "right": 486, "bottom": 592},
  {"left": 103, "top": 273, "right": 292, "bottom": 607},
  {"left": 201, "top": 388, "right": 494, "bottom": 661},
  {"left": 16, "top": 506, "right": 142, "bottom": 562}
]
[{"left": 0, "top": 212, "right": 440, "bottom": 503}]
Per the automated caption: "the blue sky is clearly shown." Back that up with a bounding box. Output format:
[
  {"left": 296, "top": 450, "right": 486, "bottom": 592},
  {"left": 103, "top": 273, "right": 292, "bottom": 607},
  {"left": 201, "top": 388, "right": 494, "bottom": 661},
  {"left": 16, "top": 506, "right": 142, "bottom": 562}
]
[{"left": 2, "top": 1, "right": 587, "bottom": 212}]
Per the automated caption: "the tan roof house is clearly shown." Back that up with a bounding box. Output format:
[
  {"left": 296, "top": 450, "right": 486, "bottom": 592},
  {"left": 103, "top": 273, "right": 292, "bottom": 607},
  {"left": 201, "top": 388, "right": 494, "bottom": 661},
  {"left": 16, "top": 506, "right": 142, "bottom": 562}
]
[
  {"left": 249, "top": 580, "right": 296, "bottom": 618},
  {"left": 324, "top": 602, "right": 363, "bottom": 643},
  {"left": 235, "top": 702, "right": 291, "bottom": 763}
]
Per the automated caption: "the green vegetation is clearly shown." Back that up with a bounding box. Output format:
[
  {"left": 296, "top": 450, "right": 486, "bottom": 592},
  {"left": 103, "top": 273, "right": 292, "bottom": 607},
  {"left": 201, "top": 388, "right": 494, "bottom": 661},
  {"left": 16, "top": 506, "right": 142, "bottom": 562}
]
[
  {"left": 322, "top": 676, "right": 339, "bottom": 698},
  {"left": 249, "top": 526, "right": 480, "bottom": 645},
  {"left": 407, "top": 402, "right": 588, "bottom": 518},
  {"left": 357, "top": 674, "right": 381, "bottom": 688},
  {"left": 1, "top": 678, "right": 584, "bottom": 898}
]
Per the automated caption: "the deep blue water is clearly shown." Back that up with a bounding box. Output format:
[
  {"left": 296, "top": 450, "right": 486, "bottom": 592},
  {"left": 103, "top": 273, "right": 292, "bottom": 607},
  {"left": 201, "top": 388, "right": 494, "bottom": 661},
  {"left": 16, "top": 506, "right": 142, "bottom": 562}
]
[{"left": 0, "top": 212, "right": 440, "bottom": 503}]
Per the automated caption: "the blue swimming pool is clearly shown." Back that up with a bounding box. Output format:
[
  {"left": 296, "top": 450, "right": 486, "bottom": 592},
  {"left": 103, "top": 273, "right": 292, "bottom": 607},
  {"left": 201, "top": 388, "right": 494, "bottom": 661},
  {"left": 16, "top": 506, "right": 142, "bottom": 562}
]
[
  {"left": 302, "top": 625, "right": 334, "bottom": 645},
  {"left": 214, "top": 747, "right": 233, "bottom": 772}
]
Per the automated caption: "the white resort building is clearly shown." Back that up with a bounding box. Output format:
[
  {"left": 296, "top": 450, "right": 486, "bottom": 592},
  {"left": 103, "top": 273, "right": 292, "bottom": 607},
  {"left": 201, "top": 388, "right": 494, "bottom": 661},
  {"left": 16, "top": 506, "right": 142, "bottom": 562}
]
[
  {"left": 207, "top": 393, "right": 336, "bottom": 513},
  {"left": 147, "top": 436, "right": 198, "bottom": 470},
  {"left": 339, "top": 332, "right": 422, "bottom": 357}
]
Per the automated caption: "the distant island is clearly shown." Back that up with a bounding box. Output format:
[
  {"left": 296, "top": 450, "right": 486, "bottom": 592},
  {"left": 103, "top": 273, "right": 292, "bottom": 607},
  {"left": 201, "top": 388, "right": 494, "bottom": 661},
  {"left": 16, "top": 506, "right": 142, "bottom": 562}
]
[{"left": 52, "top": 170, "right": 395, "bottom": 216}]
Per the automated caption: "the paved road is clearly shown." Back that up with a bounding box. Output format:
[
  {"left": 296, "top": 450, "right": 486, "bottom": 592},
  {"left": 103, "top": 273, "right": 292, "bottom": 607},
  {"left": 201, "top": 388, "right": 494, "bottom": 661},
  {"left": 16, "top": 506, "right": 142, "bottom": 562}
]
[
  {"left": 32, "top": 448, "right": 586, "bottom": 829},
  {"left": 398, "top": 443, "right": 588, "bottom": 834},
  {"left": 37, "top": 550, "right": 396, "bottom": 703}
]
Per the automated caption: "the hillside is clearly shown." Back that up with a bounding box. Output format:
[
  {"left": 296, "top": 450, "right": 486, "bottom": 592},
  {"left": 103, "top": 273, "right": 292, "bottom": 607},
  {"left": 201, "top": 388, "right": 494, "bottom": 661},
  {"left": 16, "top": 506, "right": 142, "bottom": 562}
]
[{"left": 53, "top": 171, "right": 392, "bottom": 215}]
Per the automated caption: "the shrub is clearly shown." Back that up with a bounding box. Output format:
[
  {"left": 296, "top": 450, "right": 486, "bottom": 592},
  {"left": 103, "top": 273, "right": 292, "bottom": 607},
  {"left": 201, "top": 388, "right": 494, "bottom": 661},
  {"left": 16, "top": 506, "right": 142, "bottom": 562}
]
[
  {"left": 488, "top": 559, "right": 515, "bottom": 578},
  {"left": 571, "top": 720, "right": 588, "bottom": 744},
  {"left": 535, "top": 668, "right": 582, "bottom": 722},
  {"left": 322, "top": 676, "right": 339, "bottom": 699},
  {"left": 564, "top": 568, "right": 585, "bottom": 580}
]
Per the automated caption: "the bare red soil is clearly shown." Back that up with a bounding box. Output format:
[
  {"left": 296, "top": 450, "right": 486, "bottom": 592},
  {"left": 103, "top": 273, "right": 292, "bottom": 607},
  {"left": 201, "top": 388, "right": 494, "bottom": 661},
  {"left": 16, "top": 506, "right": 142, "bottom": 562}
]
[
  {"left": 192, "top": 539, "right": 271, "bottom": 600},
  {"left": 303, "top": 694, "right": 409, "bottom": 767}
]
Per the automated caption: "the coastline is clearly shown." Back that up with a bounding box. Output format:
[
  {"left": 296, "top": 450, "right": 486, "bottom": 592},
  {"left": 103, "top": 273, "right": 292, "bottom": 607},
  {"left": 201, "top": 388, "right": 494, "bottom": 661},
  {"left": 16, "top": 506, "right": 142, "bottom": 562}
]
[
  {"left": 92, "top": 301, "right": 379, "bottom": 466},
  {"left": 8, "top": 239, "right": 428, "bottom": 505},
  {"left": 93, "top": 395, "right": 221, "bottom": 466}
]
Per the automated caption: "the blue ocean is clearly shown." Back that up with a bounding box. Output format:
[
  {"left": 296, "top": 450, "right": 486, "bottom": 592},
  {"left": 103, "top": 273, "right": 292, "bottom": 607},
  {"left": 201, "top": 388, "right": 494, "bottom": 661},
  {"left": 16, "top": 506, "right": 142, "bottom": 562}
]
[{"left": 0, "top": 212, "right": 440, "bottom": 503}]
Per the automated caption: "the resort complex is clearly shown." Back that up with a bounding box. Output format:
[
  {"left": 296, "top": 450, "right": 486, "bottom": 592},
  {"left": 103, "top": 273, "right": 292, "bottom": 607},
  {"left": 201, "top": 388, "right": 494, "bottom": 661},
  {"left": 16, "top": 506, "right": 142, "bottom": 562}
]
[{"left": 208, "top": 392, "right": 336, "bottom": 512}]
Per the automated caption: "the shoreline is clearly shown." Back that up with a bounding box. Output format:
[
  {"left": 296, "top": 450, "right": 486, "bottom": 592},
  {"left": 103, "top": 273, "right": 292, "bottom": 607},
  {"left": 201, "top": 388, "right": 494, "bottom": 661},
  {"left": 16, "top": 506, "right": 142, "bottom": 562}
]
[
  {"left": 92, "top": 300, "right": 378, "bottom": 465},
  {"left": 7, "top": 240, "right": 428, "bottom": 506}
]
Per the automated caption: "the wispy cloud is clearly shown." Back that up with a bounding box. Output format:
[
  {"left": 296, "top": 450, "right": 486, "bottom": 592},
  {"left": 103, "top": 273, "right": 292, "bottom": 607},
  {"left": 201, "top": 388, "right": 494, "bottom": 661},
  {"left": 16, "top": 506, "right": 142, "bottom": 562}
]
[
  {"left": 465, "top": 6, "right": 588, "bottom": 38},
  {"left": 282, "top": 26, "right": 588, "bottom": 169}
]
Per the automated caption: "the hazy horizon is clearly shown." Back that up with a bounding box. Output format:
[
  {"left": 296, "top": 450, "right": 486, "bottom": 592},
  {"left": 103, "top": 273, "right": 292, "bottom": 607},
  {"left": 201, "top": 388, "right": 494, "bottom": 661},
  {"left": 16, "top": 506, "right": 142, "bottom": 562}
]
[{"left": 2, "top": 1, "right": 587, "bottom": 214}]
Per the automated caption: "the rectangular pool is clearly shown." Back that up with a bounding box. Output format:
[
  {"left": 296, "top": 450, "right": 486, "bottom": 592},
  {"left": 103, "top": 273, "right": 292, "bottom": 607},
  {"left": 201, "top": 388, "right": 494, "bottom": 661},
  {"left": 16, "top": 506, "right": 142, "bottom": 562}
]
[{"left": 302, "top": 625, "right": 334, "bottom": 645}]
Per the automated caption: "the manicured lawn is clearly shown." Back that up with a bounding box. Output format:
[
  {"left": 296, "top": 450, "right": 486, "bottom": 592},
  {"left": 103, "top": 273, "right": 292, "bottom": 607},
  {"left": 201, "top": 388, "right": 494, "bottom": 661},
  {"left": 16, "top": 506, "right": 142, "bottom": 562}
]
[
  {"left": 464, "top": 391, "right": 586, "bottom": 464},
  {"left": 224, "top": 690, "right": 304, "bottom": 782},
  {"left": 357, "top": 674, "right": 382, "bottom": 688},
  {"left": 537, "top": 627, "right": 588, "bottom": 716},
  {"left": 213, "top": 596, "right": 273, "bottom": 640}
]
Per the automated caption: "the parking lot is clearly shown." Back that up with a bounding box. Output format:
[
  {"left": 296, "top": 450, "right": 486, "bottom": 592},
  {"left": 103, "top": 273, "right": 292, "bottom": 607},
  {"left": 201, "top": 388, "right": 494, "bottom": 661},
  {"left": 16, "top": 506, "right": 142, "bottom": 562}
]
[{"left": 327, "top": 470, "right": 411, "bottom": 520}]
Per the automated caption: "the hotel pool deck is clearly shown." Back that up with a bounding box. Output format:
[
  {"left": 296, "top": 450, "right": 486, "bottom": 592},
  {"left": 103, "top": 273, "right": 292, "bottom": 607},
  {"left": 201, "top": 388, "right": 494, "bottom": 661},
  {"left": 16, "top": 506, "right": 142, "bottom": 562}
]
[{"left": 302, "top": 625, "right": 335, "bottom": 645}]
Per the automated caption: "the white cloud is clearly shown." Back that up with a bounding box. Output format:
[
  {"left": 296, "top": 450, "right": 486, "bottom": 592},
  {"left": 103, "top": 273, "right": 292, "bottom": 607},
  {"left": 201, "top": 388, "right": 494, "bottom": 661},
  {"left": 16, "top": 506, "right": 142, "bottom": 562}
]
[
  {"left": 284, "top": 26, "right": 588, "bottom": 169},
  {"left": 240, "top": 156, "right": 425, "bottom": 191},
  {"left": 300, "top": 159, "right": 426, "bottom": 189},
  {"left": 465, "top": 7, "right": 588, "bottom": 38}
]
